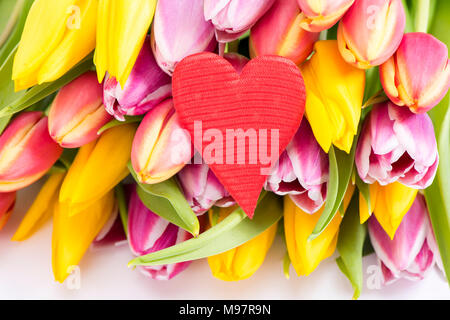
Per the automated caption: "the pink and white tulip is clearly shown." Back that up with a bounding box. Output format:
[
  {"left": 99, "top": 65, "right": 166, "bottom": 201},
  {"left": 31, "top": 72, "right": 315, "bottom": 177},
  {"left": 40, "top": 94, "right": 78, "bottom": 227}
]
[
  {"left": 131, "top": 99, "right": 192, "bottom": 185},
  {"left": 178, "top": 163, "right": 235, "bottom": 216},
  {"left": 128, "top": 185, "right": 192, "bottom": 280},
  {"left": 265, "top": 120, "right": 328, "bottom": 214},
  {"left": 103, "top": 36, "right": 172, "bottom": 121},
  {"left": 338, "top": 0, "right": 405, "bottom": 69},
  {"left": 49, "top": 72, "right": 113, "bottom": 148},
  {"left": 356, "top": 102, "right": 438, "bottom": 189},
  {"left": 0, "top": 112, "right": 62, "bottom": 192},
  {"left": 297, "top": 0, "right": 355, "bottom": 32},
  {"left": 151, "top": 0, "right": 217, "bottom": 75},
  {"left": 369, "top": 194, "right": 439, "bottom": 285},
  {"left": 380, "top": 33, "right": 450, "bottom": 114},
  {"left": 204, "top": 0, "right": 275, "bottom": 43},
  {"left": 250, "top": 0, "right": 319, "bottom": 65},
  {"left": 0, "top": 191, "right": 16, "bottom": 230}
]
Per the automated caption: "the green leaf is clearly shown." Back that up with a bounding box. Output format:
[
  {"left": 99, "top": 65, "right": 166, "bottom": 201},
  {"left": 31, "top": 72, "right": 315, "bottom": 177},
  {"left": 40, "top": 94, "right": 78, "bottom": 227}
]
[
  {"left": 309, "top": 143, "right": 356, "bottom": 240},
  {"left": 128, "top": 192, "right": 282, "bottom": 267},
  {"left": 355, "top": 174, "right": 371, "bottom": 217},
  {"left": 336, "top": 193, "right": 367, "bottom": 300},
  {"left": 97, "top": 116, "right": 144, "bottom": 135},
  {"left": 129, "top": 163, "right": 200, "bottom": 236}
]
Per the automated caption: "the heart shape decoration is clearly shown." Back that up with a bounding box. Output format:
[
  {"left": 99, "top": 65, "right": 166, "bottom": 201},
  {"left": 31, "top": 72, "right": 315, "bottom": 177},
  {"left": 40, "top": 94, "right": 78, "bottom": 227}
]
[{"left": 173, "top": 53, "right": 306, "bottom": 218}]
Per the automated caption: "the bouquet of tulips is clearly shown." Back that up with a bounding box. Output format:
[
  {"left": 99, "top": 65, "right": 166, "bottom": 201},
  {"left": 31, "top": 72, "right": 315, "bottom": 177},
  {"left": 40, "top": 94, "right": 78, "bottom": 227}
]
[{"left": 0, "top": 0, "right": 449, "bottom": 299}]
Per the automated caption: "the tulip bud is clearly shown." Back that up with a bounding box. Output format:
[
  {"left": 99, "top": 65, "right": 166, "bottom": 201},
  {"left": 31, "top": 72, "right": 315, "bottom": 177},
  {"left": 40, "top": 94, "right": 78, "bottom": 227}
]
[
  {"left": 103, "top": 36, "right": 172, "bottom": 121},
  {"left": 0, "top": 112, "right": 63, "bottom": 192},
  {"left": 13, "top": 0, "right": 97, "bottom": 91},
  {"left": 368, "top": 194, "right": 437, "bottom": 285},
  {"left": 300, "top": 40, "right": 365, "bottom": 153},
  {"left": 265, "top": 120, "right": 328, "bottom": 214},
  {"left": 49, "top": 72, "right": 113, "bottom": 148},
  {"left": 59, "top": 123, "right": 137, "bottom": 214},
  {"left": 356, "top": 102, "right": 438, "bottom": 189},
  {"left": 178, "top": 163, "right": 235, "bottom": 216},
  {"left": 298, "top": 0, "right": 355, "bottom": 32},
  {"left": 132, "top": 99, "right": 192, "bottom": 185},
  {"left": 151, "top": 0, "right": 217, "bottom": 75},
  {"left": 380, "top": 33, "right": 450, "bottom": 114},
  {"left": 284, "top": 184, "right": 355, "bottom": 276},
  {"left": 128, "top": 185, "right": 191, "bottom": 280},
  {"left": 250, "top": 0, "right": 319, "bottom": 65},
  {"left": 337, "top": 0, "right": 405, "bottom": 69},
  {"left": 0, "top": 192, "right": 16, "bottom": 230},
  {"left": 208, "top": 206, "right": 277, "bottom": 281},
  {"left": 204, "top": 0, "right": 275, "bottom": 43}
]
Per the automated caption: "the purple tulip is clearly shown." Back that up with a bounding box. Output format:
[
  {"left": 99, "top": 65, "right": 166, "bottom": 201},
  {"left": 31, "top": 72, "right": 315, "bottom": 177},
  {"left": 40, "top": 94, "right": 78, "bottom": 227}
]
[
  {"left": 265, "top": 120, "right": 328, "bottom": 214},
  {"left": 178, "top": 163, "right": 235, "bottom": 216},
  {"left": 103, "top": 36, "right": 172, "bottom": 121},
  {"left": 128, "top": 185, "right": 191, "bottom": 280},
  {"left": 151, "top": 0, "right": 217, "bottom": 75},
  {"left": 369, "top": 194, "right": 440, "bottom": 285},
  {"left": 356, "top": 102, "right": 438, "bottom": 189},
  {"left": 204, "top": 0, "right": 275, "bottom": 42}
]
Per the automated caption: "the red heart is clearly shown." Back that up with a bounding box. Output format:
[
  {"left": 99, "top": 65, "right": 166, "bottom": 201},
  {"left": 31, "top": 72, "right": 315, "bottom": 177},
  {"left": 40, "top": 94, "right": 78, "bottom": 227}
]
[{"left": 173, "top": 53, "right": 305, "bottom": 218}]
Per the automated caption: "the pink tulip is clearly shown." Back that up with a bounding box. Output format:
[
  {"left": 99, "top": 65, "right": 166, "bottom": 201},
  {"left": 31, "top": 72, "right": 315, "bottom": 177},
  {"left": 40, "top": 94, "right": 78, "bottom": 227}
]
[
  {"left": 131, "top": 99, "right": 192, "bottom": 185},
  {"left": 355, "top": 102, "right": 438, "bottom": 189},
  {"left": 49, "top": 72, "right": 113, "bottom": 148},
  {"left": 369, "top": 194, "right": 438, "bottom": 285},
  {"left": 0, "top": 191, "right": 16, "bottom": 230},
  {"left": 265, "top": 120, "right": 328, "bottom": 214},
  {"left": 178, "top": 163, "right": 235, "bottom": 216},
  {"left": 338, "top": 0, "right": 405, "bottom": 69},
  {"left": 297, "top": 0, "right": 355, "bottom": 32},
  {"left": 151, "top": 0, "right": 217, "bottom": 75},
  {"left": 250, "top": 0, "right": 319, "bottom": 65},
  {"left": 103, "top": 37, "right": 172, "bottom": 121},
  {"left": 204, "top": 0, "right": 275, "bottom": 43},
  {"left": 0, "top": 112, "right": 63, "bottom": 192},
  {"left": 128, "top": 185, "right": 191, "bottom": 280},
  {"left": 380, "top": 33, "right": 450, "bottom": 114}
]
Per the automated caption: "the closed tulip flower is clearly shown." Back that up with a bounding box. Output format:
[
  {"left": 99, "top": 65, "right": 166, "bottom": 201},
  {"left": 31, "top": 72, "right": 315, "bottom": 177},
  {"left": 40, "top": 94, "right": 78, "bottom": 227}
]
[
  {"left": 369, "top": 194, "right": 439, "bottom": 285},
  {"left": 49, "top": 72, "right": 113, "bottom": 148},
  {"left": 13, "top": 0, "right": 97, "bottom": 91},
  {"left": 380, "top": 33, "right": 450, "bottom": 114},
  {"left": 204, "top": 0, "right": 275, "bottom": 43},
  {"left": 250, "top": 0, "right": 319, "bottom": 65},
  {"left": 300, "top": 40, "right": 365, "bottom": 153},
  {"left": 265, "top": 120, "right": 328, "bottom": 214},
  {"left": 151, "top": 0, "right": 216, "bottom": 75},
  {"left": 131, "top": 99, "right": 192, "bottom": 185},
  {"left": 298, "top": 0, "right": 355, "bottom": 32},
  {"left": 59, "top": 123, "right": 137, "bottom": 214},
  {"left": 178, "top": 163, "right": 235, "bottom": 216},
  {"left": 95, "top": 0, "right": 157, "bottom": 86},
  {"left": 284, "top": 184, "right": 354, "bottom": 276},
  {"left": 103, "top": 36, "right": 172, "bottom": 121},
  {"left": 208, "top": 206, "right": 278, "bottom": 281},
  {"left": 338, "top": 0, "right": 405, "bottom": 69},
  {"left": 0, "top": 191, "right": 16, "bottom": 230},
  {"left": 0, "top": 112, "right": 62, "bottom": 192},
  {"left": 128, "top": 185, "right": 191, "bottom": 280},
  {"left": 356, "top": 102, "right": 438, "bottom": 190}
]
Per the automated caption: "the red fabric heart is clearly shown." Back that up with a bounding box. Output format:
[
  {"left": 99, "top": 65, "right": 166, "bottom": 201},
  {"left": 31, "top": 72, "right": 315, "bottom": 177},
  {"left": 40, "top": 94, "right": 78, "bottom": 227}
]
[{"left": 173, "top": 53, "right": 305, "bottom": 218}]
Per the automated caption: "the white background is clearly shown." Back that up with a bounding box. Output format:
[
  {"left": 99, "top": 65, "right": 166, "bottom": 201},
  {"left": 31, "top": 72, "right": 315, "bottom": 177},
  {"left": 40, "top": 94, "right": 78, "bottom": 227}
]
[{"left": 0, "top": 182, "right": 449, "bottom": 300}]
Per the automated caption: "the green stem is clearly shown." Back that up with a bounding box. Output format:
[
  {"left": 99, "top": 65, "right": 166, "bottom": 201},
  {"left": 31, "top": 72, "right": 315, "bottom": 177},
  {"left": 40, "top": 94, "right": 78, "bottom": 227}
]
[
  {"left": 414, "top": 0, "right": 431, "bottom": 33},
  {"left": 116, "top": 184, "right": 129, "bottom": 237}
]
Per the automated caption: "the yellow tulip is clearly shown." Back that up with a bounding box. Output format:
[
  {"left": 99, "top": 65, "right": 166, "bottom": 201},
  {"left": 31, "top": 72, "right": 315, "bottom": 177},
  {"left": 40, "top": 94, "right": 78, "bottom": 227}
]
[
  {"left": 284, "top": 184, "right": 355, "bottom": 276},
  {"left": 95, "top": 0, "right": 157, "bottom": 86},
  {"left": 300, "top": 40, "right": 365, "bottom": 153},
  {"left": 207, "top": 207, "right": 278, "bottom": 281},
  {"left": 52, "top": 190, "right": 115, "bottom": 282},
  {"left": 12, "top": 0, "right": 97, "bottom": 91},
  {"left": 359, "top": 182, "right": 418, "bottom": 240},
  {"left": 59, "top": 123, "right": 136, "bottom": 215},
  {"left": 12, "top": 173, "right": 65, "bottom": 241}
]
